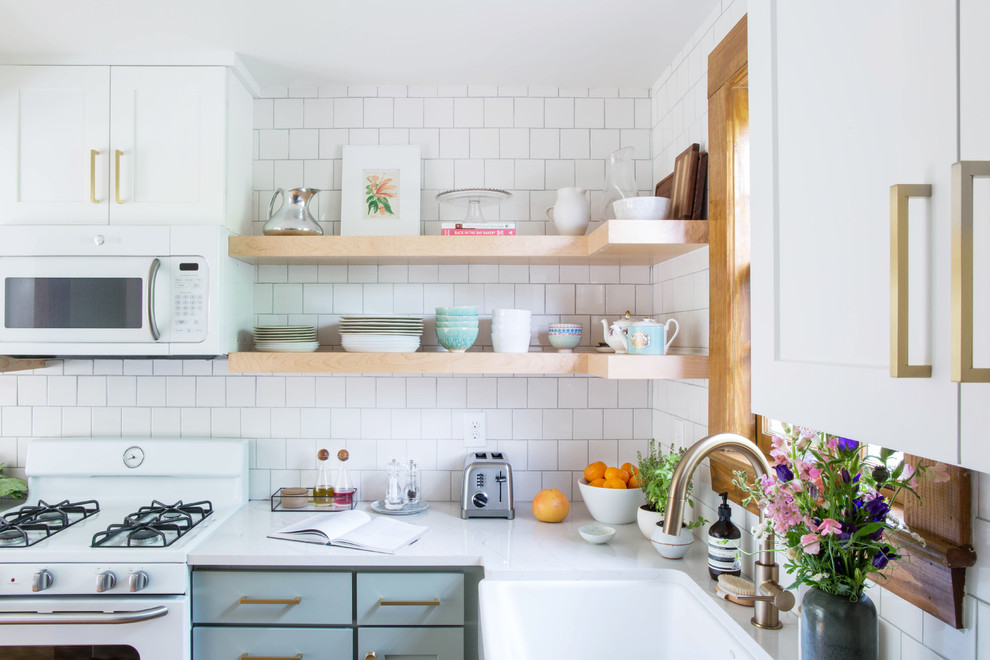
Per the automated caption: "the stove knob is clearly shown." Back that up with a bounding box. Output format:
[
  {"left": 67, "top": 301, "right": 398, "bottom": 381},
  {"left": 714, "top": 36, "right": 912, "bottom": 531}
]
[
  {"left": 96, "top": 571, "right": 117, "bottom": 593},
  {"left": 129, "top": 570, "right": 150, "bottom": 593},
  {"left": 31, "top": 569, "right": 54, "bottom": 592}
]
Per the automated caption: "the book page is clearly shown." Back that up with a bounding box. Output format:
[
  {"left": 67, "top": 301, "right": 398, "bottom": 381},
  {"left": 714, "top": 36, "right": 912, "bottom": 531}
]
[
  {"left": 268, "top": 510, "right": 371, "bottom": 544},
  {"left": 333, "top": 516, "right": 427, "bottom": 554}
]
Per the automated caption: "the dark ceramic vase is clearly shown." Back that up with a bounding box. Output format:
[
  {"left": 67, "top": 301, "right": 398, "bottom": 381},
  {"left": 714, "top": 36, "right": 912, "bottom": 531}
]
[{"left": 800, "top": 588, "right": 878, "bottom": 660}]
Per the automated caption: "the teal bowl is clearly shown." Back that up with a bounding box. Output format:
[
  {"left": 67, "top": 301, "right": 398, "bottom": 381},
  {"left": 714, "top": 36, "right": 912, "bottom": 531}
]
[
  {"left": 436, "top": 326, "right": 479, "bottom": 352},
  {"left": 436, "top": 314, "right": 479, "bottom": 323},
  {"left": 436, "top": 319, "right": 479, "bottom": 328},
  {"left": 436, "top": 306, "right": 478, "bottom": 316}
]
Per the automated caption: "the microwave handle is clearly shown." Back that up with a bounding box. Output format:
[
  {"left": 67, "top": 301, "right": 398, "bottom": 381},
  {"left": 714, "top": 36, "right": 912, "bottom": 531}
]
[{"left": 148, "top": 258, "right": 161, "bottom": 341}]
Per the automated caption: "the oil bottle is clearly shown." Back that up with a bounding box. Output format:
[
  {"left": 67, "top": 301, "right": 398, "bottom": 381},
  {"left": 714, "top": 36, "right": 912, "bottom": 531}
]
[{"left": 314, "top": 448, "right": 334, "bottom": 506}]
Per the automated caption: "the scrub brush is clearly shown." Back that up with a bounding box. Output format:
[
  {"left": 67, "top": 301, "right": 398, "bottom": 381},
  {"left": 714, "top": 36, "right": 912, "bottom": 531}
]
[{"left": 716, "top": 574, "right": 756, "bottom": 607}]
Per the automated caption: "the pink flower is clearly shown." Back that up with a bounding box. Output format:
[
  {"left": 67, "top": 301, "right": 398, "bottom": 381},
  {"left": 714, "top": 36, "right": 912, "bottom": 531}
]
[
  {"left": 902, "top": 463, "right": 918, "bottom": 489},
  {"left": 805, "top": 517, "right": 821, "bottom": 533},
  {"left": 924, "top": 463, "right": 951, "bottom": 483},
  {"left": 818, "top": 518, "right": 843, "bottom": 536},
  {"left": 800, "top": 533, "right": 821, "bottom": 555}
]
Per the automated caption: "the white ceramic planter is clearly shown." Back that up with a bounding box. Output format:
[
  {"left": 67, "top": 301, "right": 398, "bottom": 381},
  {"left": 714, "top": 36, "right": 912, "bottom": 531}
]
[
  {"left": 636, "top": 505, "right": 663, "bottom": 539},
  {"left": 650, "top": 523, "right": 694, "bottom": 559}
]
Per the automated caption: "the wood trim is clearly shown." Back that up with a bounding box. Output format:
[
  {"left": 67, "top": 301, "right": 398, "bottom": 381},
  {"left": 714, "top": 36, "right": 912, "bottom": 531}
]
[{"left": 708, "top": 14, "right": 748, "bottom": 95}]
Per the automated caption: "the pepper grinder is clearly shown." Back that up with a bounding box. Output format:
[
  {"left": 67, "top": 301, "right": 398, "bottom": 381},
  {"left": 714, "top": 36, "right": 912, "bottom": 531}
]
[
  {"left": 406, "top": 459, "right": 420, "bottom": 506},
  {"left": 385, "top": 459, "right": 405, "bottom": 510}
]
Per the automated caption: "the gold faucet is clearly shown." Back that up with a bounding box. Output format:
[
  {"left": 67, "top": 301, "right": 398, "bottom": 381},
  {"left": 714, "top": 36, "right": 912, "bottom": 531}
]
[{"left": 662, "top": 432, "right": 794, "bottom": 629}]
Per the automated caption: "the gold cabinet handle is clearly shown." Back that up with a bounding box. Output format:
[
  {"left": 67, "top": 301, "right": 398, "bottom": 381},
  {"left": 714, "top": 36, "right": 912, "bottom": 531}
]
[
  {"left": 364, "top": 653, "right": 376, "bottom": 660},
  {"left": 378, "top": 597, "right": 441, "bottom": 607},
  {"left": 89, "top": 149, "right": 100, "bottom": 204},
  {"left": 951, "top": 160, "right": 990, "bottom": 382},
  {"left": 114, "top": 149, "right": 124, "bottom": 204},
  {"left": 239, "top": 655, "right": 302, "bottom": 660},
  {"left": 238, "top": 596, "right": 302, "bottom": 606},
  {"left": 890, "top": 183, "right": 933, "bottom": 378}
]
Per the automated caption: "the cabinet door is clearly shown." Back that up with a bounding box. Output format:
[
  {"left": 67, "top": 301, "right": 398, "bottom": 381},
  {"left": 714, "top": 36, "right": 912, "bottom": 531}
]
[
  {"left": 358, "top": 627, "right": 464, "bottom": 660},
  {"left": 109, "top": 66, "right": 226, "bottom": 224},
  {"left": 959, "top": 0, "right": 990, "bottom": 472},
  {"left": 0, "top": 66, "right": 110, "bottom": 224},
  {"left": 749, "top": 1, "right": 959, "bottom": 460},
  {"left": 193, "top": 626, "right": 353, "bottom": 660}
]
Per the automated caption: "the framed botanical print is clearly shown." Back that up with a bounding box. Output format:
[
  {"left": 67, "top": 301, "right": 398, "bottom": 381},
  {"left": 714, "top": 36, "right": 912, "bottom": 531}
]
[{"left": 340, "top": 145, "right": 422, "bottom": 236}]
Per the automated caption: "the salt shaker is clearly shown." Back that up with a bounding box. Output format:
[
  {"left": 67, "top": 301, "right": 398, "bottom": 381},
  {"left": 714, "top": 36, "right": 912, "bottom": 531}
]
[
  {"left": 405, "top": 459, "right": 420, "bottom": 505},
  {"left": 385, "top": 459, "right": 405, "bottom": 510}
]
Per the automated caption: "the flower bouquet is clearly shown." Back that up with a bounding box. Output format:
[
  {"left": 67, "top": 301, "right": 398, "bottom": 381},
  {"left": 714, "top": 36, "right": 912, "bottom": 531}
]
[{"left": 732, "top": 425, "right": 937, "bottom": 598}]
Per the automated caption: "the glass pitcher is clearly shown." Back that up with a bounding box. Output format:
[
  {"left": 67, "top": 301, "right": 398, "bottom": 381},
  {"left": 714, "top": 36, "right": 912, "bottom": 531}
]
[
  {"left": 601, "top": 147, "right": 637, "bottom": 221},
  {"left": 263, "top": 187, "right": 323, "bottom": 235}
]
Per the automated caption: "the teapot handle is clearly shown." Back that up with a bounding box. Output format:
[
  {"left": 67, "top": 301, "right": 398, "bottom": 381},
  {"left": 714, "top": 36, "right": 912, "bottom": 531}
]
[
  {"left": 267, "top": 189, "right": 284, "bottom": 221},
  {"left": 663, "top": 319, "right": 679, "bottom": 354}
]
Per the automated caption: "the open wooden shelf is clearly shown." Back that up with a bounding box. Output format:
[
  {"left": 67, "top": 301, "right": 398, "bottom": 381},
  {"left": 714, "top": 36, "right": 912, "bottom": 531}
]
[
  {"left": 228, "top": 220, "right": 708, "bottom": 266},
  {"left": 0, "top": 356, "right": 48, "bottom": 373},
  {"left": 227, "top": 350, "right": 708, "bottom": 380}
]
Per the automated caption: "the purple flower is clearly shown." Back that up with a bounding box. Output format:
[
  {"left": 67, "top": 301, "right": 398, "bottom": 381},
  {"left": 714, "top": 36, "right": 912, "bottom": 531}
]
[
  {"left": 862, "top": 496, "right": 890, "bottom": 522},
  {"left": 872, "top": 545, "right": 899, "bottom": 569},
  {"left": 841, "top": 468, "right": 851, "bottom": 484},
  {"left": 774, "top": 464, "right": 794, "bottom": 482},
  {"left": 836, "top": 437, "right": 859, "bottom": 452}
]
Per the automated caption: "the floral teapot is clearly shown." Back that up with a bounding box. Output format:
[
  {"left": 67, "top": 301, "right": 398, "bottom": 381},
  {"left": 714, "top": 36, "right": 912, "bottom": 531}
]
[{"left": 601, "top": 311, "right": 636, "bottom": 353}]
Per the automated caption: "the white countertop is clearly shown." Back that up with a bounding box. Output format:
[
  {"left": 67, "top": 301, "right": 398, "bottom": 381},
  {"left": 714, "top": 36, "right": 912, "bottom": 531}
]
[{"left": 189, "top": 500, "right": 798, "bottom": 659}]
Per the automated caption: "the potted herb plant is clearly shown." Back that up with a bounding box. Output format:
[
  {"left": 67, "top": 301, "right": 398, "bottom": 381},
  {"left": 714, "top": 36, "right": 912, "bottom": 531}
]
[{"left": 635, "top": 439, "right": 706, "bottom": 539}]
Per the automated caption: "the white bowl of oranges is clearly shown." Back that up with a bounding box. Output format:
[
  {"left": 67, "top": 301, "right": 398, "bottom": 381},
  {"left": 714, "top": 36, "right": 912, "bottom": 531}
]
[{"left": 578, "top": 461, "right": 646, "bottom": 524}]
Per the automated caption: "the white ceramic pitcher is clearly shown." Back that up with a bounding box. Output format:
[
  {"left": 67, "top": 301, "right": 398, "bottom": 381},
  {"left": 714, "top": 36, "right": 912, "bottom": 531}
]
[{"left": 545, "top": 187, "right": 590, "bottom": 236}]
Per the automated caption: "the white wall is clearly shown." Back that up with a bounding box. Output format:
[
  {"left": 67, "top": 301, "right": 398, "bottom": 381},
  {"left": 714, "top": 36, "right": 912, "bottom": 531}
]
[{"left": 648, "top": 2, "right": 990, "bottom": 658}]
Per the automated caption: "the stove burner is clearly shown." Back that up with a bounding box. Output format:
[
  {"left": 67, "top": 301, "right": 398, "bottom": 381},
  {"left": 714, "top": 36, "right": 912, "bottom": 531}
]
[
  {"left": 92, "top": 499, "right": 213, "bottom": 548},
  {"left": 0, "top": 499, "right": 100, "bottom": 548}
]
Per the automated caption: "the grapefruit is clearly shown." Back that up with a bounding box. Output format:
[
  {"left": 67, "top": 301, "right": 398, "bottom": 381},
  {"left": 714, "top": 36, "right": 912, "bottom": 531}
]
[{"left": 532, "top": 488, "right": 570, "bottom": 522}]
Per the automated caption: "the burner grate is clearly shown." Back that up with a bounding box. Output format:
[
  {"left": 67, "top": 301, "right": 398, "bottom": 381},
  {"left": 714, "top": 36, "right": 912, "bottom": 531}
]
[
  {"left": 91, "top": 499, "right": 213, "bottom": 548},
  {"left": 0, "top": 499, "right": 100, "bottom": 548}
]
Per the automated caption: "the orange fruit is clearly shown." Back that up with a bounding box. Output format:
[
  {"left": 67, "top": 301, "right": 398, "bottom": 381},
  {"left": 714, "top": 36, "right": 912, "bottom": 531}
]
[
  {"left": 604, "top": 466, "right": 630, "bottom": 483},
  {"left": 627, "top": 473, "right": 641, "bottom": 489},
  {"left": 532, "top": 488, "right": 570, "bottom": 522},
  {"left": 588, "top": 478, "right": 606, "bottom": 488},
  {"left": 603, "top": 477, "right": 627, "bottom": 489},
  {"left": 584, "top": 461, "right": 607, "bottom": 482},
  {"left": 620, "top": 462, "right": 634, "bottom": 475}
]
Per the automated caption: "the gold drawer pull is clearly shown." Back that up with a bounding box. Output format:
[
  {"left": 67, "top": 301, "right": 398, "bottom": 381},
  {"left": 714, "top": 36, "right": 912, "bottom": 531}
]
[
  {"left": 951, "top": 160, "right": 990, "bottom": 382},
  {"left": 890, "top": 183, "right": 933, "bottom": 378},
  {"left": 364, "top": 653, "right": 376, "bottom": 660},
  {"left": 239, "top": 655, "right": 302, "bottom": 660},
  {"left": 378, "top": 597, "right": 441, "bottom": 607},
  {"left": 89, "top": 149, "right": 100, "bottom": 204},
  {"left": 238, "top": 596, "right": 302, "bottom": 606},
  {"left": 114, "top": 149, "right": 124, "bottom": 204}
]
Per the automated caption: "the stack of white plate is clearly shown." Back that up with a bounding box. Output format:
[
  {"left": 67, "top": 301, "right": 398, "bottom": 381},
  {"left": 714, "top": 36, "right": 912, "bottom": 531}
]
[
  {"left": 339, "top": 316, "right": 423, "bottom": 353},
  {"left": 253, "top": 325, "right": 319, "bottom": 352}
]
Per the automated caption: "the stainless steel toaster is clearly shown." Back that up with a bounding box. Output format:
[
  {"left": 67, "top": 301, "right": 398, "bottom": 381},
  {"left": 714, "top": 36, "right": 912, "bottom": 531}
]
[{"left": 460, "top": 451, "right": 514, "bottom": 519}]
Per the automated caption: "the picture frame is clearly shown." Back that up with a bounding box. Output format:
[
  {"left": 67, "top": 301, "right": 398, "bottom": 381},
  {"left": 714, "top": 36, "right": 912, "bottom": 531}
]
[{"left": 340, "top": 145, "right": 422, "bottom": 236}]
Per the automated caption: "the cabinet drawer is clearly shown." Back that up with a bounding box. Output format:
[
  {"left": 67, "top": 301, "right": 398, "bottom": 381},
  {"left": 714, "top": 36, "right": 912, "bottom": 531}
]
[
  {"left": 194, "top": 626, "right": 352, "bottom": 660},
  {"left": 358, "top": 626, "right": 464, "bottom": 660},
  {"left": 193, "top": 570, "right": 351, "bottom": 625},
  {"left": 357, "top": 572, "right": 464, "bottom": 626}
]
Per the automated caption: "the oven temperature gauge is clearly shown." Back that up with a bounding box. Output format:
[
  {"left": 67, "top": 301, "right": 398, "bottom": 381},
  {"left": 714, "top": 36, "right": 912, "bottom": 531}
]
[{"left": 122, "top": 446, "right": 145, "bottom": 469}]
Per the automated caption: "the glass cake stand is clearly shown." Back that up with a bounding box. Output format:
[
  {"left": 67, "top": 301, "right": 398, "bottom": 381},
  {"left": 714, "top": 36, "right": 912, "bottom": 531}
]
[{"left": 436, "top": 188, "right": 512, "bottom": 222}]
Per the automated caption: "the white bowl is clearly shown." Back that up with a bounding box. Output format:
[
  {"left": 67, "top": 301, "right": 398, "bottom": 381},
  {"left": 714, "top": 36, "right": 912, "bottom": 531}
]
[
  {"left": 578, "top": 523, "right": 616, "bottom": 545},
  {"left": 650, "top": 524, "right": 695, "bottom": 559},
  {"left": 492, "top": 308, "right": 532, "bottom": 320},
  {"left": 577, "top": 479, "right": 645, "bottom": 524},
  {"left": 612, "top": 196, "right": 672, "bottom": 220}
]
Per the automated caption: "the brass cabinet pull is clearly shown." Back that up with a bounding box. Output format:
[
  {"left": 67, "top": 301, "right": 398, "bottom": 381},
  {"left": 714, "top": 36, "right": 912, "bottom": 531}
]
[
  {"left": 89, "top": 149, "right": 100, "bottom": 203},
  {"left": 951, "top": 160, "right": 990, "bottom": 382},
  {"left": 890, "top": 183, "right": 933, "bottom": 378},
  {"left": 114, "top": 149, "right": 124, "bottom": 204},
  {"left": 364, "top": 653, "right": 376, "bottom": 660},
  {"left": 239, "top": 655, "right": 302, "bottom": 660},
  {"left": 238, "top": 596, "right": 302, "bottom": 606},
  {"left": 378, "top": 597, "right": 441, "bottom": 607}
]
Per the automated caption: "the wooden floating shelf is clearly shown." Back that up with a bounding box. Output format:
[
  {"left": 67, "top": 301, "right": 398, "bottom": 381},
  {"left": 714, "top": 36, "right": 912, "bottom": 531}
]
[
  {"left": 0, "top": 356, "right": 48, "bottom": 373},
  {"left": 228, "top": 350, "right": 709, "bottom": 380},
  {"left": 229, "top": 220, "right": 708, "bottom": 266}
]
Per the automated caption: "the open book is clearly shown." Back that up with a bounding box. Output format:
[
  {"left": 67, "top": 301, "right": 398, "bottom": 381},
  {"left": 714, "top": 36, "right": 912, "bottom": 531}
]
[{"left": 267, "top": 510, "right": 427, "bottom": 554}]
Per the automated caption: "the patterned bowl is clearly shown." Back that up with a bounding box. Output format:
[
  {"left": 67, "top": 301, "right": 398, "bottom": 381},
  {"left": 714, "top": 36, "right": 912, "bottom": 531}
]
[
  {"left": 548, "top": 333, "right": 582, "bottom": 351},
  {"left": 436, "top": 326, "right": 479, "bottom": 352}
]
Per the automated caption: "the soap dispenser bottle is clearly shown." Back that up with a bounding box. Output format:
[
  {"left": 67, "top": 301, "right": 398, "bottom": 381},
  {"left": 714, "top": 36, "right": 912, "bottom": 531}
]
[{"left": 708, "top": 492, "right": 741, "bottom": 579}]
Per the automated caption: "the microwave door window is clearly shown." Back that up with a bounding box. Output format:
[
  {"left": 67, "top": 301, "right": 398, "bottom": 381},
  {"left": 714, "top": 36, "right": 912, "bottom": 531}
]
[{"left": 5, "top": 277, "right": 143, "bottom": 329}]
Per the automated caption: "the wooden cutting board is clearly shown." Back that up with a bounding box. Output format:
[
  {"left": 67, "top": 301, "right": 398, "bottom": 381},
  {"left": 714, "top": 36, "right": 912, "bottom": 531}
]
[{"left": 671, "top": 143, "right": 700, "bottom": 219}]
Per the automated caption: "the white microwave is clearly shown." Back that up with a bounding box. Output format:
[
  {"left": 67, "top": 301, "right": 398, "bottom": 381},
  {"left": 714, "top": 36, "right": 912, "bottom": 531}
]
[{"left": 0, "top": 225, "right": 253, "bottom": 357}]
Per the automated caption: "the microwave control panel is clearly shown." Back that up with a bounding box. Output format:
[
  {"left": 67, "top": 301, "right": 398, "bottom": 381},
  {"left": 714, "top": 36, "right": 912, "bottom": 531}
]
[{"left": 170, "top": 258, "right": 208, "bottom": 342}]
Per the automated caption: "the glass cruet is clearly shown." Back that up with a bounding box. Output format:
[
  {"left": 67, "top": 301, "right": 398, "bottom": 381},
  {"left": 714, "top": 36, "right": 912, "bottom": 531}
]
[
  {"left": 601, "top": 146, "right": 637, "bottom": 221},
  {"left": 314, "top": 448, "right": 333, "bottom": 506}
]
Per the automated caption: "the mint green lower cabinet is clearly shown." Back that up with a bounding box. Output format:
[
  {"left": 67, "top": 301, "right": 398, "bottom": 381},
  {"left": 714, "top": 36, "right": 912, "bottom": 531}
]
[
  {"left": 358, "top": 626, "right": 464, "bottom": 660},
  {"left": 193, "top": 626, "right": 352, "bottom": 660}
]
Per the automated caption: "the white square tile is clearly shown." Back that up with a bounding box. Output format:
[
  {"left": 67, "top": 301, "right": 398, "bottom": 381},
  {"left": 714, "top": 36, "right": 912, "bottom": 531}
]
[
  {"left": 589, "top": 379, "right": 618, "bottom": 409},
  {"left": 2, "top": 406, "right": 31, "bottom": 436},
  {"left": 560, "top": 129, "right": 590, "bottom": 159},
  {"left": 574, "top": 160, "right": 603, "bottom": 191},
  {"left": 454, "top": 159, "right": 485, "bottom": 188},
  {"left": 363, "top": 284, "right": 394, "bottom": 314},
  {"left": 421, "top": 409, "right": 452, "bottom": 439},
  {"left": 542, "top": 409, "right": 572, "bottom": 440},
  {"left": 484, "top": 98, "right": 514, "bottom": 127},
  {"left": 511, "top": 159, "right": 542, "bottom": 190},
  {"left": 393, "top": 283, "right": 425, "bottom": 314},
  {"left": 274, "top": 160, "right": 305, "bottom": 190},
  {"left": 333, "top": 98, "right": 363, "bottom": 128},
  {"left": 545, "top": 284, "right": 575, "bottom": 315},
  {"left": 545, "top": 161, "right": 574, "bottom": 191},
  {"left": 591, "top": 129, "right": 622, "bottom": 159},
  {"left": 303, "top": 98, "right": 334, "bottom": 128},
  {"left": 439, "top": 128, "right": 470, "bottom": 158},
  {"left": 46, "top": 376, "right": 76, "bottom": 406},
  {"left": 559, "top": 440, "right": 589, "bottom": 470},
  {"left": 258, "top": 130, "right": 289, "bottom": 159},
  {"left": 376, "top": 377, "right": 406, "bottom": 408},
  {"left": 499, "top": 265, "right": 530, "bottom": 283},
  {"left": 254, "top": 98, "right": 274, "bottom": 129},
  {"left": 437, "top": 378, "right": 467, "bottom": 409},
  {"left": 180, "top": 408, "right": 212, "bottom": 437},
  {"left": 333, "top": 283, "right": 363, "bottom": 314},
  {"left": 346, "top": 377, "right": 377, "bottom": 408},
  {"left": 408, "top": 85, "right": 438, "bottom": 98},
  {"left": 285, "top": 377, "right": 316, "bottom": 408},
  {"left": 575, "top": 98, "right": 605, "bottom": 128},
  {"left": 391, "top": 409, "right": 422, "bottom": 440},
  {"left": 558, "top": 379, "right": 588, "bottom": 409},
  {"left": 499, "top": 128, "right": 529, "bottom": 159},
  {"left": 527, "top": 378, "right": 557, "bottom": 408},
  {"left": 621, "top": 128, "right": 651, "bottom": 160},
  {"left": 165, "top": 377, "right": 195, "bottom": 407},
  {"left": 32, "top": 407, "right": 62, "bottom": 437},
  {"left": 604, "top": 409, "right": 633, "bottom": 437},
  {"left": 560, "top": 265, "right": 590, "bottom": 283},
  {"left": 575, "top": 284, "right": 606, "bottom": 314},
  {"left": 195, "top": 376, "right": 225, "bottom": 407},
  {"left": 272, "top": 283, "right": 303, "bottom": 314},
  {"left": 256, "top": 438, "right": 286, "bottom": 469},
  {"left": 315, "top": 377, "right": 345, "bottom": 407},
  {"left": 513, "top": 409, "right": 543, "bottom": 439},
  {"left": 256, "top": 376, "right": 288, "bottom": 407},
  {"left": 485, "top": 160, "right": 514, "bottom": 190},
  {"left": 318, "top": 128, "right": 349, "bottom": 159},
  {"left": 467, "top": 378, "right": 497, "bottom": 408},
  {"left": 515, "top": 97, "right": 544, "bottom": 127},
  {"left": 288, "top": 129, "right": 318, "bottom": 159},
  {"left": 361, "top": 408, "right": 390, "bottom": 439},
  {"left": 394, "top": 97, "right": 424, "bottom": 128},
  {"left": 364, "top": 98, "right": 394, "bottom": 127},
  {"left": 544, "top": 98, "right": 574, "bottom": 128},
  {"left": 469, "top": 128, "right": 500, "bottom": 159},
  {"left": 453, "top": 283, "right": 485, "bottom": 308},
  {"left": 572, "top": 409, "right": 604, "bottom": 440},
  {"left": 226, "top": 377, "right": 255, "bottom": 407},
  {"left": 241, "top": 408, "right": 271, "bottom": 439},
  {"left": 530, "top": 129, "right": 559, "bottom": 159},
  {"left": 347, "top": 128, "right": 378, "bottom": 145},
  {"left": 514, "top": 284, "right": 545, "bottom": 314},
  {"left": 606, "top": 284, "right": 637, "bottom": 315},
  {"left": 424, "top": 98, "right": 454, "bottom": 127},
  {"left": 880, "top": 588, "right": 924, "bottom": 639},
  {"left": 105, "top": 376, "right": 136, "bottom": 406},
  {"left": 273, "top": 99, "right": 304, "bottom": 128},
  {"left": 330, "top": 408, "right": 360, "bottom": 438}
]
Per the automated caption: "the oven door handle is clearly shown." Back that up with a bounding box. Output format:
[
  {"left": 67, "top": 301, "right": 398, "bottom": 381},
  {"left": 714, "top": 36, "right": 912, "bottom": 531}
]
[
  {"left": 0, "top": 605, "right": 168, "bottom": 625},
  {"left": 148, "top": 257, "right": 161, "bottom": 341}
]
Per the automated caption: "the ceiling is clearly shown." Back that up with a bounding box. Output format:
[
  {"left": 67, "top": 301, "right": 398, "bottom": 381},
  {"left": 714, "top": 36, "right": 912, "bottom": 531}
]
[{"left": 0, "top": 0, "right": 721, "bottom": 89}]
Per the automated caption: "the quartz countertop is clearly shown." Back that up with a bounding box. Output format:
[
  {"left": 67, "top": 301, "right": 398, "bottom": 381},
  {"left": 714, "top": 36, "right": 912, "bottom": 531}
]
[{"left": 189, "top": 500, "right": 797, "bottom": 659}]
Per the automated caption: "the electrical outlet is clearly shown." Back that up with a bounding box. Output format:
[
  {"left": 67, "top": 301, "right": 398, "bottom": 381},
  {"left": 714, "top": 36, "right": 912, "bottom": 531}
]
[
  {"left": 463, "top": 412, "right": 486, "bottom": 447},
  {"left": 674, "top": 420, "right": 685, "bottom": 447}
]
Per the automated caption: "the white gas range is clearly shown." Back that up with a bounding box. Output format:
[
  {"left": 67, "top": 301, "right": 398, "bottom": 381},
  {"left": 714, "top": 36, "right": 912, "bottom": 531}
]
[{"left": 0, "top": 437, "right": 248, "bottom": 660}]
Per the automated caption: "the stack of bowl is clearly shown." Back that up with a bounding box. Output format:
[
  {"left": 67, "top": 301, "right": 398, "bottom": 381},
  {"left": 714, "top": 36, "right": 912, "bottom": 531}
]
[
  {"left": 547, "top": 323, "right": 582, "bottom": 352},
  {"left": 492, "top": 308, "right": 531, "bottom": 353},
  {"left": 435, "top": 306, "right": 478, "bottom": 352}
]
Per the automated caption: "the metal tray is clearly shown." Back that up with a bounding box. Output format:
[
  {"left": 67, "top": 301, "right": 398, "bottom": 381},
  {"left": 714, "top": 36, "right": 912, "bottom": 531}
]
[{"left": 270, "top": 487, "right": 357, "bottom": 512}]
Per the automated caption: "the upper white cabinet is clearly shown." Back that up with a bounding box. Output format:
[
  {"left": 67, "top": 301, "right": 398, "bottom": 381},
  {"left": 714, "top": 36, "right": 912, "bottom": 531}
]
[
  {"left": 749, "top": 1, "right": 984, "bottom": 465},
  {"left": 0, "top": 65, "right": 252, "bottom": 234}
]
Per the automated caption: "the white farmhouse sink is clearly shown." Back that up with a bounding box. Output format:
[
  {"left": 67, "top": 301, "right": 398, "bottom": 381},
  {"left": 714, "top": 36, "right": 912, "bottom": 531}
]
[{"left": 480, "top": 571, "right": 773, "bottom": 660}]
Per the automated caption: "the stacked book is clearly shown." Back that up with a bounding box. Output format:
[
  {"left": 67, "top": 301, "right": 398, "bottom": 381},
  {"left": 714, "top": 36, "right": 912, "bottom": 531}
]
[{"left": 440, "top": 222, "right": 515, "bottom": 236}]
